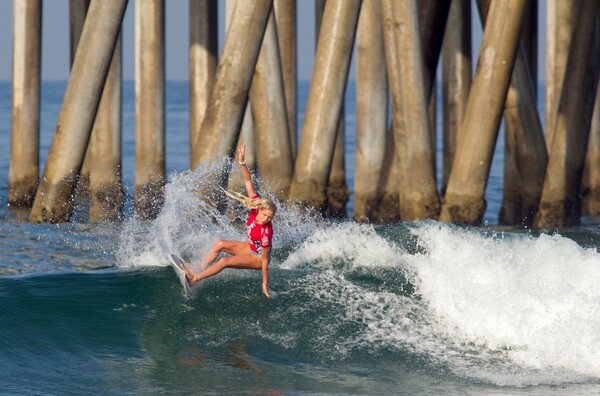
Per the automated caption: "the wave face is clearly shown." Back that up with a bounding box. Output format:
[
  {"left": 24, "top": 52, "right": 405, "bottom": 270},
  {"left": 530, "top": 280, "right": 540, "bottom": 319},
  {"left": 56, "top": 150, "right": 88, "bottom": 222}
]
[{"left": 3, "top": 163, "right": 600, "bottom": 394}]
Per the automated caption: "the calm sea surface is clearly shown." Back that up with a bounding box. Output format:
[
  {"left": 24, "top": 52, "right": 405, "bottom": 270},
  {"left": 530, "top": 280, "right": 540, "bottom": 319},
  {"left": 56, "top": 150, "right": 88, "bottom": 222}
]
[{"left": 1, "top": 81, "right": 600, "bottom": 395}]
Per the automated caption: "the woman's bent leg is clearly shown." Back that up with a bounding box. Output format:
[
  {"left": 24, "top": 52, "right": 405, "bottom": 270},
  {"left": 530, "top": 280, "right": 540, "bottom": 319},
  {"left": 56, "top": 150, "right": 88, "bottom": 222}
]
[
  {"left": 201, "top": 240, "right": 249, "bottom": 268},
  {"left": 188, "top": 253, "right": 261, "bottom": 286}
]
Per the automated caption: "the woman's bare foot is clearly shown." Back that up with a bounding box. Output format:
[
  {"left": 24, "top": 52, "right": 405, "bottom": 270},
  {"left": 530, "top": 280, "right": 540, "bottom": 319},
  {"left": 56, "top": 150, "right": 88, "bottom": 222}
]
[{"left": 185, "top": 271, "right": 196, "bottom": 286}]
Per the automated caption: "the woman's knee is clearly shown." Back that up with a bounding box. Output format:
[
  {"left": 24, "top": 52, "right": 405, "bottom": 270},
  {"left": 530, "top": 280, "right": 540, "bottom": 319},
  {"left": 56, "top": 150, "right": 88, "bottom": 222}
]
[{"left": 212, "top": 239, "right": 226, "bottom": 251}]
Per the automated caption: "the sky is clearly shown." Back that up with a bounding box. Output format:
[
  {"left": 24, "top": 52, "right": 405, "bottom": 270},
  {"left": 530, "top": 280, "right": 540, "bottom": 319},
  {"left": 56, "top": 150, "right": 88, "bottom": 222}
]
[
  {"left": 0, "top": 1, "right": 318, "bottom": 82},
  {"left": 0, "top": 1, "right": 546, "bottom": 83}
]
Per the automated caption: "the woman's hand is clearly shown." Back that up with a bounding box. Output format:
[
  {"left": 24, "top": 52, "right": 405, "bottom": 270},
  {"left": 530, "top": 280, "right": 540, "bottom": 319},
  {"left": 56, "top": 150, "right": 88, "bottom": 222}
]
[
  {"left": 238, "top": 143, "right": 246, "bottom": 165},
  {"left": 262, "top": 282, "right": 270, "bottom": 298}
]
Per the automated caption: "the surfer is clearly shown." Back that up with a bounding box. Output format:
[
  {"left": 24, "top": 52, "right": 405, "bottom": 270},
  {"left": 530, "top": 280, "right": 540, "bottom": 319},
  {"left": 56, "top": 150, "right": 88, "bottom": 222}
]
[{"left": 182, "top": 143, "right": 276, "bottom": 298}]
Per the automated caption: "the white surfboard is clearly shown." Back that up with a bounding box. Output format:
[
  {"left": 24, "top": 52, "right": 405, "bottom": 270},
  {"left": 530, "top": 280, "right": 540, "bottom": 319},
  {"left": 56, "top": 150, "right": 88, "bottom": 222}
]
[{"left": 168, "top": 253, "right": 197, "bottom": 298}]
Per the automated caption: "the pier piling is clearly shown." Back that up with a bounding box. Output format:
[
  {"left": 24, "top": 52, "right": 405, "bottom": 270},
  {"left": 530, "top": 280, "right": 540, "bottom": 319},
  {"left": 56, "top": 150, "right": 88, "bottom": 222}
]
[
  {"left": 190, "top": 0, "right": 273, "bottom": 185},
  {"left": 189, "top": 0, "right": 218, "bottom": 169},
  {"left": 8, "top": 0, "right": 41, "bottom": 209},
  {"left": 535, "top": 2, "right": 600, "bottom": 228},
  {"left": 134, "top": 0, "right": 165, "bottom": 220},
  {"left": 353, "top": 0, "right": 387, "bottom": 223},
  {"left": 29, "top": 0, "right": 128, "bottom": 223},
  {"left": 288, "top": 0, "right": 360, "bottom": 212},
  {"left": 250, "top": 11, "right": 293, "bottom": 200},
  {"left": 440, "top": 0, "right": 527, "bottom": 225},
  {"left": 382, "top": 0, "right": 440, "bottom": 221}
]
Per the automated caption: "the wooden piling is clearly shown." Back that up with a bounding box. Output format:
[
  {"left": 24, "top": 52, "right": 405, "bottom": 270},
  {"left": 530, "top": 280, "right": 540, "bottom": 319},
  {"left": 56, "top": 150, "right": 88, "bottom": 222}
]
[
  {"left": 382, "top": 0, "right": 440, "bottom": 221},
  {"left": 442, "top": 0, "right": 471, "bottom": 194},
  {"left": 274, "top": 0, "right": 297, "bottom": 157},
  {"left": 249, "top": 12, "right": 293, "bottom": 200},
  {"left": 29, "top": 0, "right": 128, "bottom": 223},
  {"left": 439, "top": 0, "right": 527, "bottom": 225},
  {"left": 353, "top": 0, "right": 387, "bottom": 223},
  {"left": 134, "top": 0, "right": 165, "bottom": 220},
  {"left": 535, "top": 2, "right": 600, "bottom": 227},
  {"left": 190, "top": 0, "right": 273, "bottom": 179},
  {"left": 288, "top": 0, "right": 360, "bottom": 212},
  {"left": 8, "top": 0, "right": 41, "bottom": 209},
  {"left": 189, "top": 0, "right": 218, "bottom": 168}
]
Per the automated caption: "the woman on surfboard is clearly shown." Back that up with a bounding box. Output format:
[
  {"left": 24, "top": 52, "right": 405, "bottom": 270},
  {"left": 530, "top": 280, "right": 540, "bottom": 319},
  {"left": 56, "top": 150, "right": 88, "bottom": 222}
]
[{"left": 182, "top": 143, "right": 276, "bottom": 298}]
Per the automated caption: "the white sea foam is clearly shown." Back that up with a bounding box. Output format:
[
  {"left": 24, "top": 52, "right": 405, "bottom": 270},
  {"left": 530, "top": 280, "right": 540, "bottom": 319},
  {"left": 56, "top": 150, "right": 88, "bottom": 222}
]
[
  {"left": 278, "top": 220, "right": 600, "bottom": 386},
  {"left": 115, "top": 159, "right": 321, "bottom": 270},
  {"left": 402, "top": 222, "right": 600, "bottom": 385}
]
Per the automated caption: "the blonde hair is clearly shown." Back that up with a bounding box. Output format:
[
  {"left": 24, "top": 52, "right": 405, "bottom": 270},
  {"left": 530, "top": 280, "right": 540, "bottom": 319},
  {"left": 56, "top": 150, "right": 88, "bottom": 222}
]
[{"left": 221, "top": 188, "right": 277, "bottom": 214}]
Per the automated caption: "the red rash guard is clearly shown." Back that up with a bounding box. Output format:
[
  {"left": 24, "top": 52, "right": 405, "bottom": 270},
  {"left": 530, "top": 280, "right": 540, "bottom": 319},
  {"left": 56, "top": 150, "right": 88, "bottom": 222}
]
[{"left": 246, "top": 195, "right": 273, "bottom": 255}]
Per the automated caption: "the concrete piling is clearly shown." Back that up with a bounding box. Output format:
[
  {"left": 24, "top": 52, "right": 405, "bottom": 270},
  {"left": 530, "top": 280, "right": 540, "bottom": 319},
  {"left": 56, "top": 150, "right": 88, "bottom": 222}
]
[
  {"left": 441, "top": 0, "right": 471, "bottom": 194},
  {"left": 440, "top": 0, "right": 528, "bottom": 225},
  {"left": 274, "top": 0, "right": 297, "bottom": 157},
  {"left": 353, "top": 0, "right": 387, "bottom": 223},
  {"left": 89, "top": 37, "right": 124, "bottom": 222},
  {"left": 499, "top": 43, "right": 547, "bottom": 226},
  {"left": 315, "top": 0, "right": 350, "bottom": 218},
  {"left": 382, "top": 0, "right": 440, "bottom": 221},
  {"left": 8, "top": 0, "right": 41, "bottom": 209},
  {"left": 189, "top": 0, "right": 218, "bottom": 169},
  {"left": 535, "top": 2, "right": 600, "bottom": 227},
  {"left": 134, "top": 0, "right": 165, "bottom": 220},
  {"left": 582, "top": 67, "right": 600, "bottom": 215},
  {"left": 29, "top": 0, "right": 128, "bottom": 223},
  {"left": 249, "top": 12, "right": 293, "bottom": 200},
  {"left": 545, "top": 0, "right": 575, "bottom": 151},
  {"left": 190, "top": 0, "right": 273, "bottom": 181},
  {"left": 288, "top": 0, "right": 360, "bottom": 212},
  {"left": 69, "top": 0, "right": 124, "bottom": 221},
  {"left": 472, "top": 0, "right": 546, "bottom": 227},
  {"left": 371, "top": 127, "right": 401, "bottom": 224}
]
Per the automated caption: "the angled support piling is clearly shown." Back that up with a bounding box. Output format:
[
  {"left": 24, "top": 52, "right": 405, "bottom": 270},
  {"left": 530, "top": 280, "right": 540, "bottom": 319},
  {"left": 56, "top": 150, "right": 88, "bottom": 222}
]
[
  {"left": 288, "top": 0, "right": 360, "bottom": 212},
  {"left": 89, "top": 37, "right": 124, "bottom": 222},
  {"left": 468, "top": 0, "right": 547, "bottom": 226},
  {"left": 9, "top": 0, "right": 41, "bottom": 208},
  {"left": 70, "top": 0, "right": 92, "bottom": 195},
  {"left": 29, "top": 0, "right": 128, "bottom": 223},
  {"left": 70, "top": 0, "right": 124, "bottom": 221},
  {"left": 439, "top": 0, "right": 527, "bottom": 225},
  {"left": 190, "top": 0, "right": 273, "bottom": 180},
  {"left": 250, "top": 11, "right": 293, "bottom": 200}
]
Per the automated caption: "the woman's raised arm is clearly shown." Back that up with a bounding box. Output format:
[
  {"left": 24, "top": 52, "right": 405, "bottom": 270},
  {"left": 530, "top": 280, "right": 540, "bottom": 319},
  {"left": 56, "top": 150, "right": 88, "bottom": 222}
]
[{"left": 237, "top": 144, "right": 257, "bottom": 198}]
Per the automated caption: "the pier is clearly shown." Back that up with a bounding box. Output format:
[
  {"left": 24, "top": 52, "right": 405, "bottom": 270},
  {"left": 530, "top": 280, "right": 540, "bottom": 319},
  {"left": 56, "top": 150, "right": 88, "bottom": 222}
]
[{"left": 5, "top": 0, "right": 600, "bottom": 227}]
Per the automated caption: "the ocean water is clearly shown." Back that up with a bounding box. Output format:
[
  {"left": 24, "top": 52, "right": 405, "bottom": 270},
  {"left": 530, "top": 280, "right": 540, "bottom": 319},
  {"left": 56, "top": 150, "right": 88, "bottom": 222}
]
[{"left": 1, "top": 81, "right": 600, "bottom": 395}]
